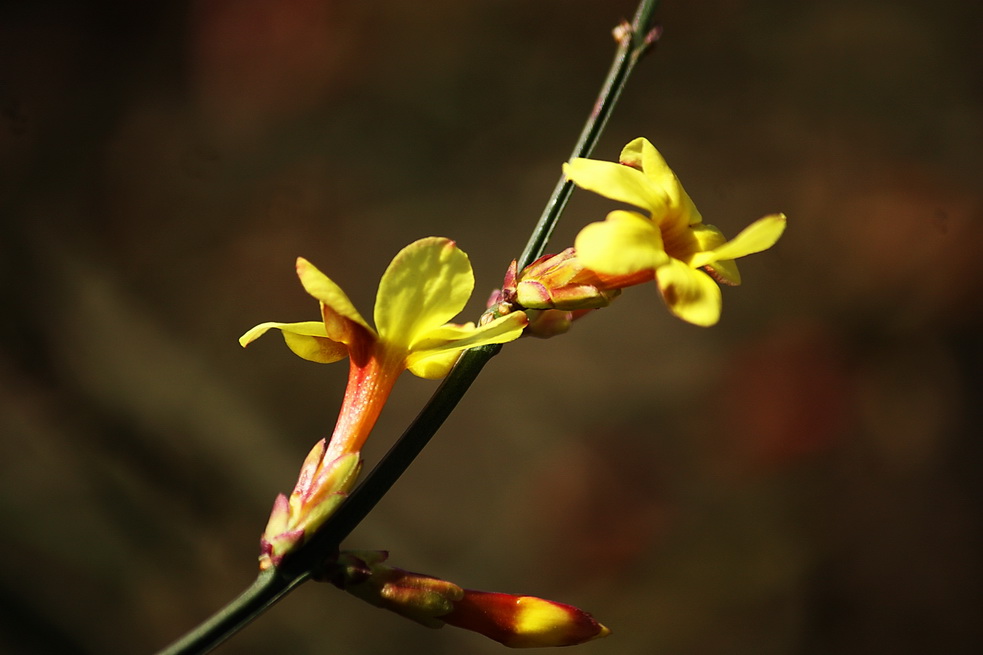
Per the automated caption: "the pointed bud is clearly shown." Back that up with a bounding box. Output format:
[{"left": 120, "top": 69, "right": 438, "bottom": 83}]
[
  {"left": 259, "top": 493, "right": 305, "bottom": 567},
  {"left": 326, "top": 551, "right": 610, "bottom": 647},
  {"left": 513, "top": 249, "right": 621, "bottom": 311},
  {"left": 259, "top": 441, "right": 361, "bottom": 570}
]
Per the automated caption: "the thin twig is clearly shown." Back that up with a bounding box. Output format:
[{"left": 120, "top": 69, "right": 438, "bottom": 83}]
[
  {"left": 517, "top": 0, "right": 661, "bottom": 270},
  {"left": 155, "top": 569, "right": 304, "bottom": 655}
]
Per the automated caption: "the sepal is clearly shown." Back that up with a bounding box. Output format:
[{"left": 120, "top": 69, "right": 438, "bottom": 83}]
[
  {"left": 259, "top": 443, "right": 361, "bottom": 570},
  {"left": 329, "top": 551, "right": 463, "bottom": 629},
  {"left": 512, "top": 250, "right": 621, "bottom": 311}
]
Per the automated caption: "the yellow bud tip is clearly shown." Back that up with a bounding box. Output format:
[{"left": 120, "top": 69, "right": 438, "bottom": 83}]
[{"left": 444, "top": 590, "right": 610, "bottom": 648}]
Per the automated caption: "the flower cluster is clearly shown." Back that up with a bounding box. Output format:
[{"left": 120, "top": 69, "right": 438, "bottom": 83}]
[{"left": 239, "top": 137, "right": 785, "bottom": 646}]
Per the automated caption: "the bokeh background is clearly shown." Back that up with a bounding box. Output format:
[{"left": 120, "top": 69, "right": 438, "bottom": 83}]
[{"left": 2, "top": 0, "right": 981, "bottom": 653}]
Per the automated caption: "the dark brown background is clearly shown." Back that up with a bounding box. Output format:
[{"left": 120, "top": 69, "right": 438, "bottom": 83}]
[{"left": 2, "top": 1, "right": 981, "bottom": 653}]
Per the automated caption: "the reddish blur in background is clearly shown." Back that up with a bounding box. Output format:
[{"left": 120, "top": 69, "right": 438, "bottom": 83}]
[{"left": 2, "top": 1, "right": 981, "bottom": 653}]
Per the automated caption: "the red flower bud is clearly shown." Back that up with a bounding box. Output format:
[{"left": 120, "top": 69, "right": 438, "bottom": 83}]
[{"left": 327, "top": 551, "right": 611, "bottom": 648}]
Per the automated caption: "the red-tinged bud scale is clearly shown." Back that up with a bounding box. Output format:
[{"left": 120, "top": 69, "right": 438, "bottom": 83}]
[
  {"left": 487, "top": 249, "right": 657, "bottom": 338},
  {"left": 513, "top": 249, "right": 622, "bottom": 311},
  {"left": 329, "top": 551, "right": 463, "bottom": 628},
  {"left": 259, "top": 444, "right": 361, "bottom": 570},
  {"left": 499, "top": 249, "right": 655, "bottom": 315}
]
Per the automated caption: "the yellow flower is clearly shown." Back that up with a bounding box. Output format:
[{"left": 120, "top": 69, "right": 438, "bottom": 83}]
[
  {"left": 564, "top": 137, "right": 786, "bottom": 326},
  {"left": 242, "top": 238, "right": 527, "bottom": 568},
  {"left": 241, "top": 237, "right": 527, "bottom": 461}
]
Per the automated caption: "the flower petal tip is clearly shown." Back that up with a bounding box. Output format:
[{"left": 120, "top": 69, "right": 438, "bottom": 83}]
[{"left": 294, "top": 257, "right": 312, "bottom": 280}]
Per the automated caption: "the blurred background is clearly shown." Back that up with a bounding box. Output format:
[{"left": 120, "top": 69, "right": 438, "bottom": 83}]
[{"left": 2, "top": 0, "right": 981, "bottom": 653}]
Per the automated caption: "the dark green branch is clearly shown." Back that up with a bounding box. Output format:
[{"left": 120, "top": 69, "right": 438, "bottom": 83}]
[
  {"left": 517, "top": 0, "right": 661, "bottom": 270},
  {"left": 155, "top": 569, "right": 306, "bottom": 655}
]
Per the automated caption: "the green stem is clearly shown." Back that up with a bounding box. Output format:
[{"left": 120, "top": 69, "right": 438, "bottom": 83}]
[
  {"left": 517, "top": 0, "right": 661, "bottom": 270},
  {"left": 155, "top": 568, "right": 306, "bottom": 655},
  {"left": 154, "top": 3, "right": 660, "bottom": 653}
]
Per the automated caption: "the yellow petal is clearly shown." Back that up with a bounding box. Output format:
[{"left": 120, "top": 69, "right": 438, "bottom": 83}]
[
  {"left": 406, "top": 312, "right": 528, "bottom": 379},
  {"left": 374, "top": 238, "right": 474, "bottom": 352},
  {"left": 661, "top": 221, "right": 718, "bottom": 267},
  {"left": 620, "top": 137, "right": 675, "bottom": 193},
  {"left": 704, "top": 258, "right": 742, "bottom": 286},
  {"left": 239, "top": 320, "right": 349, "bottom": 363},
  {"left": 620, "top": 137, "right": 703, "bottom": 228},
  {"left": 296, "top": 258, "right": 373, "bottom": 342},
  {"left": 695, "top": 213, "right": 787, "bottom": 266},
  {"left": 563, "top": 159, "right": 667, "bottom": 215},
  {"left": 574, "top": 210, "right": 670, "bottom": 276},
  {"left": 655, "top": 259, "right": 723, "bottom": 327},
  {"left": 405, "top": 350, "right": 463, "bottom": 380},
  {"left": 675, "top": 223, "right": 743, "bottom": 285},
  {"left": 688, "top": 223, "right": 728, "bottom": 254}
]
